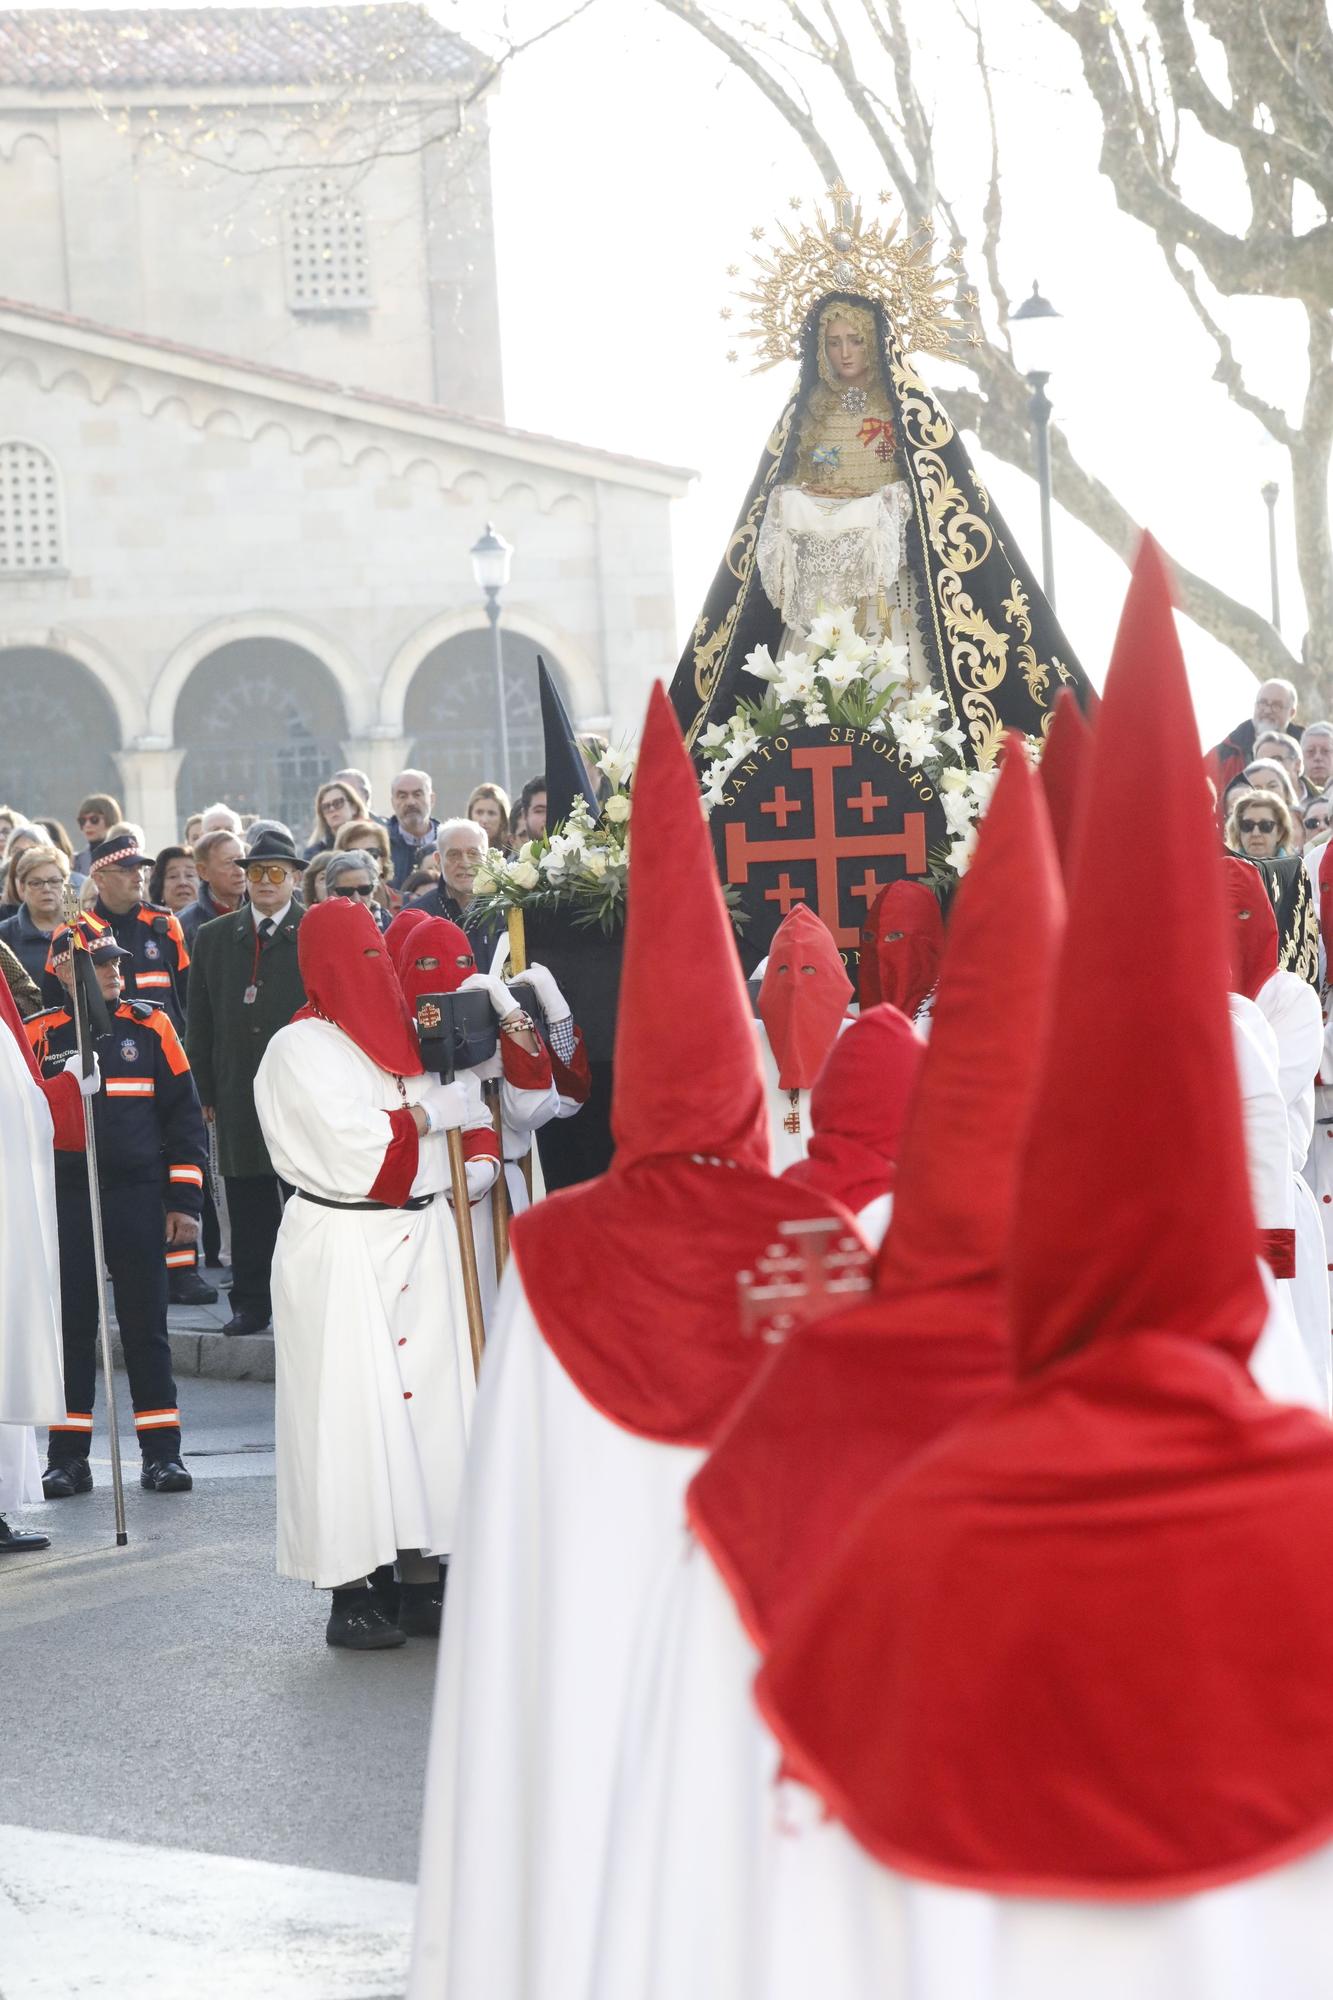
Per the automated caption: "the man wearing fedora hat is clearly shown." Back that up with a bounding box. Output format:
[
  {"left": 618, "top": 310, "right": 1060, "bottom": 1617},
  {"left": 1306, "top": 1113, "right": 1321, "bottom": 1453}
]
[
  {"left": 89, "top": 829, "right": 218, "bottom": 1311},
  {"left": 186, "top": 830, "right": 307, "bottom": 1338}
]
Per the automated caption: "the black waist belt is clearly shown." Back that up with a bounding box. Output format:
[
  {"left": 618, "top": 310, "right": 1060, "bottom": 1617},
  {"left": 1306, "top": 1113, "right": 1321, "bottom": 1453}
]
[{"left": 298, "top": 1190, "right": 434, "bottom": 1213}]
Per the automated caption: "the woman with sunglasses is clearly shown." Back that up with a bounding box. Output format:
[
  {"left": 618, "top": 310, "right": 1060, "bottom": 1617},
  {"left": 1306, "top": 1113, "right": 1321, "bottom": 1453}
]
[
  {"left": 324, "top": 849, "right": 390, "bottom": 930},
  {"left": 304, "top": 778, "right": 368, "bottom": 861},
  {"left": 1226, "top": 788, "right": 1295, "bottom": 863}
]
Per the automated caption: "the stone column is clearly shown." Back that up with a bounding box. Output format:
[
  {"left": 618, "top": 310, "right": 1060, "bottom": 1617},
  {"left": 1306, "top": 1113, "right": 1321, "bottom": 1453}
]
[
  {"left": 114, "top": 740, "right": 186, "bottom": 855},
  {"left": 341, "top": 729, "right": 411, "bottom": 820}
]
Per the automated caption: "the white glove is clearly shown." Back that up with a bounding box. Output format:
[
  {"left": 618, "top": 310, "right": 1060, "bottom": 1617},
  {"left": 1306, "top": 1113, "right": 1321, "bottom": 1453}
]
[
  {"left": 419, "top": 1079, "right": 470, "bottom": 1134},
  {"left": 460, "top": 970, "right": 523, "bottom": 1021},
  {"left": 522, "top": 961, "right": 572, "bottom": 1026},
  {"left": 62, "top": 1050, "right": 101, "bottom": 1098}
]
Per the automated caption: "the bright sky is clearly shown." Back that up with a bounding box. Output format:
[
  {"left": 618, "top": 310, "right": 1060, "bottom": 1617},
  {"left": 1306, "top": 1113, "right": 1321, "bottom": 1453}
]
[{"left": 25, "top": 0, "right": 1317, "bottom": 744}]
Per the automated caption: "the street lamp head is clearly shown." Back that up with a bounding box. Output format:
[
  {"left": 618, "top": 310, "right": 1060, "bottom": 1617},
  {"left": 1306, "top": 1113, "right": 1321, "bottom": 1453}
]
[
  {"left": 1010, "top": 279, "right": 1063, "bottom": 382},
  {"left": 470, "top": 521, "right": 514, "bottom": 595}
]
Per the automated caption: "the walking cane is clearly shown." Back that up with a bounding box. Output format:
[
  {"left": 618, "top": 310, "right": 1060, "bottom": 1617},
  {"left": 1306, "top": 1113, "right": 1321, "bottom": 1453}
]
[
  {"left": 506, "top": 909, "right": 535, "bottom": 1203},
  {"left": 444, "top": 1121, "right": 488, "bottom": 1382},
  {"left": 483, "top": 1077, "right": 510, "bottom": 1282},
  {"left": 68, "top": 924, "right": 129, "bottom": 1547}
]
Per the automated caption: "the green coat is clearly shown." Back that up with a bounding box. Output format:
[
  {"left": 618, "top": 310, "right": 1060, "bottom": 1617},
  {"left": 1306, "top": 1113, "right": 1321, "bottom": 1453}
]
[{"left": 185, "top": 905, "right": 306, "bottom": 1179}]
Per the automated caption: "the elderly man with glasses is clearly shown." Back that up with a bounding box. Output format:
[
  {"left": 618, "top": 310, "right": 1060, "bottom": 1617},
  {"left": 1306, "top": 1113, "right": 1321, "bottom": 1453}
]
[{"left": 185, "top": 830, "right": 306, "bottom": 1337}]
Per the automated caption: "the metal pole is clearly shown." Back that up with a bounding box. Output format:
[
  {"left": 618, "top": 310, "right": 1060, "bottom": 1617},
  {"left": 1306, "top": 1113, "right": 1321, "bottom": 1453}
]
[
  {"left": 1028, "top": 370, "right": 1055, "bottom": 607},
  {"left": 1262, "top": 481, "right": 1281, "bottom": 631},
  {"left": 483, "top": 1078, "right": 510, "bottom": 1282},
  {"left": 72, "top": 982, "right": 128, "bottom": 1547},
  {"left": 485, "top": 585, "right": 512, "bottom": 798}
]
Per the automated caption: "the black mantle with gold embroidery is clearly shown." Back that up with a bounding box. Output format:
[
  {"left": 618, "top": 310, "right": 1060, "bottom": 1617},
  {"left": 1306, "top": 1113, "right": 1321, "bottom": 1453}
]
[{"left": 669, "top": 293, "right": 1091, "bottom": 767}]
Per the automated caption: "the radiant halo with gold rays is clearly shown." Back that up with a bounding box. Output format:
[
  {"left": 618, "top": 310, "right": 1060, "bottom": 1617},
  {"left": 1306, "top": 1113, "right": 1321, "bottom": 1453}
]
[{"left": 722, "top": 181, "right": 963, "bottom": 369}]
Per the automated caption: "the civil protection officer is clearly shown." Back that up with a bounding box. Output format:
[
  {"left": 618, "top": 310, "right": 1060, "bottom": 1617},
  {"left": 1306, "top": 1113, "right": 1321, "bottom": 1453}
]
[
  {"left": 24, "top": 920, "right": 207, "bottom": 1496},
  {"left": 88, "top": 829, "right": 218, "bottom": 1310}
]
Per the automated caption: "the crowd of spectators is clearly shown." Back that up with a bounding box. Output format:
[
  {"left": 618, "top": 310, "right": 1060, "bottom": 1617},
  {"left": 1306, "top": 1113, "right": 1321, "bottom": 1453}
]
[{"left": 0, "top": 759, "right": 550, "bottom": 1338}]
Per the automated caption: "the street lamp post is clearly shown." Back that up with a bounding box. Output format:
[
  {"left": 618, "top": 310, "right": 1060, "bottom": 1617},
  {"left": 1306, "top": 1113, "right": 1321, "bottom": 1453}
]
[
  {"left": 1010, "top": 281, "right": 1063, "bottom": 608},
  {"left": 470, "top": 522, "right": 515, "bottom": 796},
  {"left": 1261, "top": 481, "right": 1281, "bottom": 632}
]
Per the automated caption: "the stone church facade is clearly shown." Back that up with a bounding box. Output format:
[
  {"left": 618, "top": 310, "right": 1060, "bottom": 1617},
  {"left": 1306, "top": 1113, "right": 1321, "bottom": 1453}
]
[{"left": 0, "top": 6, "right": 688, "bottom": 843}]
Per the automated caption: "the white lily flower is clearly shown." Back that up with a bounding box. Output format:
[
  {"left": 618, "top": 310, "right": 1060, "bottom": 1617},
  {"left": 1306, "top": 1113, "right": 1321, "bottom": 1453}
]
[
  {"left": 596, "top": 743, "right": 634, "bottom": 786},
  {"left": 817, "top": 651, "right": 863, "bottom": 696},
  {"left": 966, "top": 766, "right": 1000, "bottom": 807},
  {"left": 941, "top": 789, "right": 975, "bottom": 834},
  {"left": 893, "top": 716, "right": 934, "bottom": 767},
  {"left": 730, "top": 725, "right": 760, "bottom": 759},
  {"left": 699, "top": 721, "right": 731, "bottom": 752},
  {"left": 947, "top": 826, "right": 979, "bottom": 876},
  {"left": 701, "top": 777, "right": 727, "bottom": 813},
  {"left": 938, "top": 723, "right": 967, "bottom": 756},
  {"left": 905, "top": 687, "right": 947, "bottom": 724},
  {"left": 742, "top": 643, "right": 782, "bottom": 683},
  {"left": 807, "top": 609, "right": 868, "bottom": 661}
]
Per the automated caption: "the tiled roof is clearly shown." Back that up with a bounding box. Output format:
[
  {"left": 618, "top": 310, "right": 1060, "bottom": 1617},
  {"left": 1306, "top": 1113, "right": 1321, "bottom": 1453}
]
[{"left": 0, "top": 5, "right": 478, "bottom": 91}]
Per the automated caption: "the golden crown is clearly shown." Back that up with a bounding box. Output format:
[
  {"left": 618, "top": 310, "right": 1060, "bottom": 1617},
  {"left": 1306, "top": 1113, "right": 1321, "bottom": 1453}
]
[{"left": 724, "top": 182, "right": 966, "bottom": 370}]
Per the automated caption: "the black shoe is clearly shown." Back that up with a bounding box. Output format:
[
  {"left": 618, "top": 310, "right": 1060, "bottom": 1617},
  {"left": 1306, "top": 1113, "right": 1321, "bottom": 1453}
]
[
  {"left": 368, "top": 1563, "right": 400, "bottom": 1622},
  {"left": 398, "top": 1569, "right": 447, "bottom": 1638},
  {"left": 222, "top": 1308, "right": 271, "bottom": 1337},
  {"left": 42, "top": 1458, "right": 93, "bottom": 1499},
  {"left": 141, "top": 1456, "right": 193, "bottom": 1493},
  {"left": 0, "top": 1514, "right": 50, "bottom": 1552},
  {"left": 169, "top": 1270, "right": 219, "bottom": 1306},
  {"left": 325, "top": 1587, "right": 406, "bottom": 1651}
]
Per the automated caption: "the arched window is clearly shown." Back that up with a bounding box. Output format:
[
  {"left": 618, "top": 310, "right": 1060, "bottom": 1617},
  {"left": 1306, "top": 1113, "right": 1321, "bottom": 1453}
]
[
  {"left": 0, "top": 441, "right": 63, "bottom": 573},
  {"left": 285, "top": 179, "right": 372, "bottom": 312}
]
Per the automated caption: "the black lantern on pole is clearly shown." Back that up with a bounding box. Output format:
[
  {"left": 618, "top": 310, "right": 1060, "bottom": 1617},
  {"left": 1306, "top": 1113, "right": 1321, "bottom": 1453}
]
[
  {"left": 1010, "top": 280, "right": 1063, "bottom": 607},
  {"left": 470, "top": 521, "right": 515, "bottom": 795}
]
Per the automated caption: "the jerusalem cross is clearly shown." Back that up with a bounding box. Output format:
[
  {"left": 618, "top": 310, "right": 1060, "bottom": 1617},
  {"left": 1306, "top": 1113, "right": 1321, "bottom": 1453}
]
[{"left": 724, "top": 744, "right": 927, "bottom": 948}]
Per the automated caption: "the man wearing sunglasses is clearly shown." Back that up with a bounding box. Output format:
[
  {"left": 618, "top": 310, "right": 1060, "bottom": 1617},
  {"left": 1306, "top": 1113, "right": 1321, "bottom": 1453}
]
[{"left": 185, "top": 830, "right": 306, "bottom": 1337}]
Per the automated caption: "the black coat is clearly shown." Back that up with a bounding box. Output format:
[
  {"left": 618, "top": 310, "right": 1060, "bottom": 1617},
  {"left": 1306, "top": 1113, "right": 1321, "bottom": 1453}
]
[{"left": 184, "top": 905, "right": 305, "bottom": 1178}]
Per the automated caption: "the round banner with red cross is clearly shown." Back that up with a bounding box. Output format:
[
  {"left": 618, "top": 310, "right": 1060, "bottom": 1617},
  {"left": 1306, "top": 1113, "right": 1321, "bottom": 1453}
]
[{"left": 711, "top": 725, "right": 945, "bottom": 972}]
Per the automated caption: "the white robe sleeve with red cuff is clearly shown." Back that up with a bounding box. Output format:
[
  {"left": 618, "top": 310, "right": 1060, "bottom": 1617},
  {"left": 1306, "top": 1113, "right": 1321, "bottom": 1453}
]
[
  {"left": 497, "top": 1034, "right": 562, "bottom": 1151},
  {"left": 1230, "top": 996, "right": 1296, "bottom": 1277}
]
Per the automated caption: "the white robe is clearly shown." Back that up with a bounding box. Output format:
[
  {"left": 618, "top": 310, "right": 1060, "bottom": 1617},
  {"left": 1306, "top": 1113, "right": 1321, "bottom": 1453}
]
[
  {"left": 464, "top": 1056, "right": 560, "bottom": 1323},
  {"left": 755, "top": 1014, "right": 853, "bottom": 1171},
  {"left": 0, "top": 1022, "right": 65, "bottom": 1510},
  {"left": 253, "top": 1018, "right": 477, "bottom": 1587},
  {"left": 1253, "top": 973, "right": 1331, "bottom": 1407},
  {"left": 408, "top": 1265, "right": 705, "bottom": 2000}
]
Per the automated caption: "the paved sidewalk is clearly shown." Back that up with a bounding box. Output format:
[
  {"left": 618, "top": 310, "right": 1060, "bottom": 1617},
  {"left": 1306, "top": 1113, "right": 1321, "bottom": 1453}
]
[{"left": 111, "top": 1260, "right": 276, "bottom": 1384}]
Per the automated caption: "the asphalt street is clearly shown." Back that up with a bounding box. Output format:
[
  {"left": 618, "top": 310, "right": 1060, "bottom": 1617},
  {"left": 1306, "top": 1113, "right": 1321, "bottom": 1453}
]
[{"left": 0, "top": 1370, "right": 434, "bottom": 1996}]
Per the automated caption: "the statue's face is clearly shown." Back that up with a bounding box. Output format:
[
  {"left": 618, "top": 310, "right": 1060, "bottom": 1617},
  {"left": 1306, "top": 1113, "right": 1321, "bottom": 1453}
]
[{"left": 824, "top": 318, "right": 871, "bottom": 384}]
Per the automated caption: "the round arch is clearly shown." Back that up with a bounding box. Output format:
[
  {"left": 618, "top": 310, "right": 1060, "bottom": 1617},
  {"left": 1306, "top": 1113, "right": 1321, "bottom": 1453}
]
[
  {"left": 379, "top": 607, "right": 601, "bottom": 737},
  {"left": 0, "top": 622, "right": 142, "bottom": 744},
  {"left": 0, "top": 644, "right": 123, "bottom": 825},
  {"left": 150, "top": 612, "right": 372, "bottom": 743},
  {"left": 173, "top": 636, "right": 351, "bottom": 835},
  {"left": 401, "top": 629, "right": 581, "bottom": 819}
]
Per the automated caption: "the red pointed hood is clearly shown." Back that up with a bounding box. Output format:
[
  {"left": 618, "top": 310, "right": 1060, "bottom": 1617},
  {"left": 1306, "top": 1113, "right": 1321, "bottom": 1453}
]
[
  {"left": 755, "top": 540, "right": 1333, "bottom": 1902},
  {"left": 392, "top": 916, "right": 477, "bottom": 1007},
  {"left": 1038, "top": 687, "right": 1092, "bottom": 873},
  {"left": 1224, "top": 856, "right": 1280, "bottom": 1002},
  {"left": 757, "top": 905, "right": 852, "bottom": 1092},
  {"left": 783, "top": 1003, "right": 923, "bottom": 1216},
  {"left": 688, "top": 740, "right": 1064, "bottom": 1651},
  {"left": 613, "top": 684, "right": 771, "bottom": 1171},
  {"left": 293, "top": 898, "right": 422, "bottom": 1077},
  {"left": 384, "top": 905, "right": 431, "bottom": 962},
  {"left": 871, "top": 880, "right": 943, "bottom": 1021},
  {"left": 511, "top": 685, "right": 854, "bottom": 1446},
  {"left": 1010, "top": 536, "right": 1265, "bottom": 1376}
]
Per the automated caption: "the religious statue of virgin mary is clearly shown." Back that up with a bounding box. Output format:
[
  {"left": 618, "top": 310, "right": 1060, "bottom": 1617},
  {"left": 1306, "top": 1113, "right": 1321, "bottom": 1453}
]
[{"left": 670, "top": 187, "right": 1092, "bottom": 768}]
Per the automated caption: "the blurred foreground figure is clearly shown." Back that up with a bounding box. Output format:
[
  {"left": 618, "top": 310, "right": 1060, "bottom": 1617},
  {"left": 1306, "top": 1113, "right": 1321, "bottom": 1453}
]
[
  {"left": 0, "top": 970, "right": 84, "bottom": 1549},
  {"left": 408, "top": 687, "right": 856, "bottom": 2000},
  {"left": 757, "top": 541, "right": 1333, "bottom": 1999}
]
